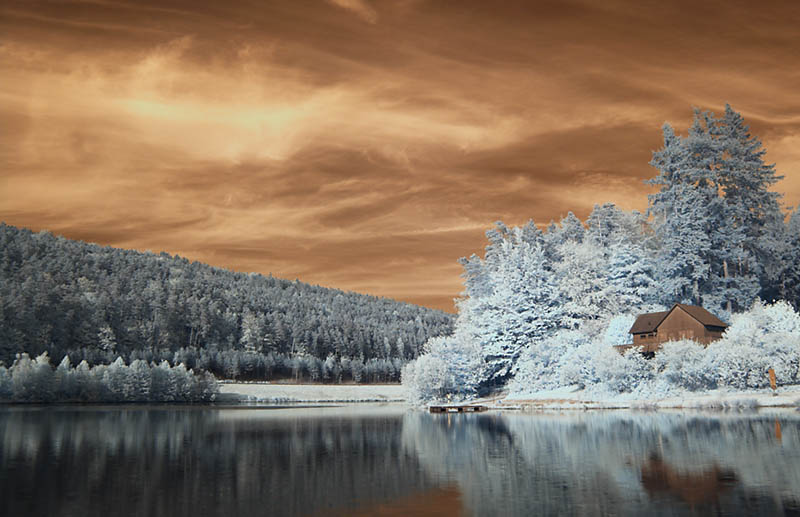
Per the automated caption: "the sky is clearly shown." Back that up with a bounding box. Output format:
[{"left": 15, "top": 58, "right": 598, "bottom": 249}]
[{"left": 2, "top": 0, "right": 799, "bottom": 312}]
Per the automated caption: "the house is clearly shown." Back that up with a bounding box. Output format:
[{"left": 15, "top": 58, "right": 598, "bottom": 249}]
[{"left": 615, "top": 303, "right": 728, "bottom": 354}]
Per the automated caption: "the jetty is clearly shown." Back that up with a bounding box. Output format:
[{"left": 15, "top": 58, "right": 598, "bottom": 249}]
[{"left": 429, "top": 405, "right": 488, "bottom": 413}]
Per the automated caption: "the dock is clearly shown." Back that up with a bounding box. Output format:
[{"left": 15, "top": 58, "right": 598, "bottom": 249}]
[{"left": 429, "top": 405, "right": 488, "bottom": 413}]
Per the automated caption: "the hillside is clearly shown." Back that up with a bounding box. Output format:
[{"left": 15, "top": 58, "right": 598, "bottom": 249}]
[{"left": 0, "top": 223, "right": 453, "bottom": 381}]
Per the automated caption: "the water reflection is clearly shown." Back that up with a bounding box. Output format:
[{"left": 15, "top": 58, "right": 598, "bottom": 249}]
[
  {"left": 1, "top": 406, "right": 799, "bottom": 516},
  {"left": 404, "top": 410, "right": 800, "bottom": 516},
  {"left": 640, "top": 454, "right": 736, "bottom": 507},
  {"left": 0, "top": 406, "right": 432, "bottom": 517}
]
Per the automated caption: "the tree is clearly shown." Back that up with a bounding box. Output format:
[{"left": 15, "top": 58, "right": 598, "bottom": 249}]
[
  {"left": 403, "top": 331, "right": 486, "bottom": 401},
  {"left": 715, "top": 104, "right": 785, "bottom": 298},
  {"left": 239, "top": 309, "right": 265, "bottom": 353},
  {"left": 97, "top": 324, "right": 117, "bottom": 354},
  {"left": 648, "top": 111, "right": 762, "bottom": 312},
  {"left": 464, "top": 227, "right": 564, "bottom": 384},
  {"left": 401, "top": 353, "right": 450, "bottom": 403},
  {"left": 607, "top": 240, "right": 659, "bottom": 310},
  {"left": 554, "top": 239, "right": 616, "bottom": 326},
  {"left": 779, "top": 208, "right": 800, "bottom": 308}
]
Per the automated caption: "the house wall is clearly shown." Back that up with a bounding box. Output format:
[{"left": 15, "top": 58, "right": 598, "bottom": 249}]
[
  {"left": 633, "top": 333, "right": 660, "bottom": 345},
  {"left": 702, "top": 327, "right": 726, "bottom": 343},
  {"left": 657, "top": 308, "right": 708, "bottom": 343}
]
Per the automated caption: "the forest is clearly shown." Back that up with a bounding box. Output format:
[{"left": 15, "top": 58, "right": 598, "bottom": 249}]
[
  {"left": 403, "top": 105, "right": 800, "bottom": 402},
  {"left": 0, "top": 224, "right": 453, "bottom": 384}
]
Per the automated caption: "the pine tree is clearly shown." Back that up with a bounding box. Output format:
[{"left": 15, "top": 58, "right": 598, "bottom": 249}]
[
  {"left": 472, "top": 227, "right": 563, "bottom": 384},
  {"left": 780, "top": 208, "right": 800, "bottom": 309},
  {"left": 648, "top": 109, "right": 767, "bottom": 312},
  {"left": 716, "top": 104, "right": 786, "bottom": 299},
  {"left": 607, "top": 239, "right": 658, "bottom": 310},
  {"left": 97, "top": 324, "right": 117, "bottom": 353},
  {"left": 555, "top": 239, "right": 616, "bottom": 326},
  {"left": 649, "top": 124, "right": 712, "bottom": 305}
]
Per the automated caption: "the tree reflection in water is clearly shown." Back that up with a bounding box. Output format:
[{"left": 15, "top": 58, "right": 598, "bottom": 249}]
[
  {"left": 1, "top": 406, "right": 800, "bottom": 516},
  {"left": 402, "top": 410, "right": 800, "bottom": 516},
  {"left": 0, "top": 406, "right": 431, "bottom": 517}
]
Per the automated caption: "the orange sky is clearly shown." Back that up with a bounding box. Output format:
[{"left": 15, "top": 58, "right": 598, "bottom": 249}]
[{"left": 2, "top": 0, "right": 799, "bottom": 312}]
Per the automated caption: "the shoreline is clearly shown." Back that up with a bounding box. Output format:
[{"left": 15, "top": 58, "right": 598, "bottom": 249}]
[
  {"left": 489, "top": 385, "right": 800, "bottom": 411},
  {"left": 217, "top": 382, "right": 406, "bottom": 403},
  {"left": 219, "top": 382, "right": 800, "bottom": 410}
]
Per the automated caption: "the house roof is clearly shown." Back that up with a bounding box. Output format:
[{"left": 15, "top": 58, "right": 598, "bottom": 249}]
[
  {"left": 629, "top": 311, "right": 669, "bottom": 334},
  {"left": 629, "top": 304, "right": 728, "bottom": 334},
  {"left": 675, "top": 303, "right": 728, "bottom": 329}
]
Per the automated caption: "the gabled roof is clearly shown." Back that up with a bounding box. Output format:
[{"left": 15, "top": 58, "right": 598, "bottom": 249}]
[
  {"left": 675, "top": 303, "right": 728, "bottom": 329},
  {"left": 629, "top": 311, "right": 669, "bottom": 334},
  {"left": 629, "top": 304, "right": 728, "bottom": 335}
]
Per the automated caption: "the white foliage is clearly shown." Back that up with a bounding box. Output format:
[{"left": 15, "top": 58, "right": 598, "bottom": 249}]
[
  {"left": 651, "top": 340, "right": 709, "bottom": 391},
  {"left": 0, "top": 352, "right": 218, "bottom": 402},
  {"left": 593, "top": 347, "right": 655, "bottom": 394},
  {"left": 402, "top": 331, "right": 486, "bottom": 403},
  {"left": 602, "top": 314, "right": 637, "bottom": 346},
  {"left": 555, "top": 240, "right": 616, "bottom": 326},
  {"left": 510, "top": 329, "right": 586, "bottom": 392},
  {"left": 511, "top": 301, "right": 800, "bottom": 398},
  {"left": 470, "top": 230, "right": 563, "bottom": 383},
  {"left": 401, "top": 354, "right": 449, "bottom": 404},
  {"left": 0, "top": 365, "right": 10, "bottom": 399}
]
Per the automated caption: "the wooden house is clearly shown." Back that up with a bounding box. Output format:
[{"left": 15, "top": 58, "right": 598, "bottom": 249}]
[{"left": 615, "top": 303, "right": 728, "bottom": 354}]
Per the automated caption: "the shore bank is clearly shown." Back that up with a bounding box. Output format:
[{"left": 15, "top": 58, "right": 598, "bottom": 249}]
[
  {"left": 217, "top": 382, "right": 406, "bottom": 403},
  {"left": 496, "top": 385, "right": 800, "bottom": 410},
  {"left": 216, "top": 381, "right": 800, "bottom": 410}
]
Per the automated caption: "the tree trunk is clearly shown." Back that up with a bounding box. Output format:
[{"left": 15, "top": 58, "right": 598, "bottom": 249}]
[{"left": 723, "top": 259, "right": 732, "bottom": 313}]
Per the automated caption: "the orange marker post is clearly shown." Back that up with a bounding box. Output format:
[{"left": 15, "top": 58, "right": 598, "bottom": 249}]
[{"left": 768, "top": 367, "right": 777, "bottom": 395}]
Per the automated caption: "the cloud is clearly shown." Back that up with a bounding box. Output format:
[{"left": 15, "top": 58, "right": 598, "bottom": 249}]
[
  {"left": 1, "top": 0, "right": 799, "bottom": 312},
  {"left": 326, "top": 0, "right": 378, "bottom": 23}
]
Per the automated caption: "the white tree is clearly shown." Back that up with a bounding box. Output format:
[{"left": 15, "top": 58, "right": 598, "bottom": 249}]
[
  {"left": 602, "top": 314, "right": 637, "bottom": 347},
  {"left": 554, "top": 239, "right": 616, "bottom": 327},
  {"left": 129, "top": 359, "right": 151, "bottom": 400},
  {"left": 511, "top": 329, "right": 589, "bottom": 392},
  {"left": 97, "top": 324, "right": 117, "bottom": 353},
  {"left": 401, "top": 354, "right": 450, "bottom": 404},
  {"left": 0, "top": 365, "right": 11, "bottom": 400},
  {"left": 54, "top": 355, "right": 76, "bottom": 400},
  {"left": 474, "top": 229, "right": 563, "bottom": 384},
  {"left": 239, "top": 309, "right": 265, "bottom": 353}
]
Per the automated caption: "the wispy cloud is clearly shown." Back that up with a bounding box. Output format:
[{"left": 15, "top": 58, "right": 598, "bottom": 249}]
[{"left": 326, "top": 0, "right": 378, "bottom": 23}]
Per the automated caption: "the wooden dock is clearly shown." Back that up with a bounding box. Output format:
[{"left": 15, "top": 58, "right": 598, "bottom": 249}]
[{"left": 429, "top": 405, "right": 488, "bottom": 413}]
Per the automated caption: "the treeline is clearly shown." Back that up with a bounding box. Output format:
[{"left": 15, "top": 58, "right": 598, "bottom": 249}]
[
  {"left": 0, "top": 224, "right": 454, "bottom": 379},
  {"left": 64, "top": 346, "right": 405, "bottom": 383},
  {"left": 0, "top": 353, "right": 218, "bottom": 403}
]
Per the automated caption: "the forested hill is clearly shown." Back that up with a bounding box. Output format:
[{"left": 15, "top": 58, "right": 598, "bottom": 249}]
[{"left": 0, "top": 223, "right": 453, "bottom": 376}]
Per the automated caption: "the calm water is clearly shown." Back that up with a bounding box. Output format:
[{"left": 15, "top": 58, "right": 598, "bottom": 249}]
[{"left": 1, "top": 405, "right": 799, "bottom": 517}]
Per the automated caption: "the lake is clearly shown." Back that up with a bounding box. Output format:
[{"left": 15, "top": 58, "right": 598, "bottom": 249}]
[{"left": 1, "top": 405, "right": 799, "bottom": 516}]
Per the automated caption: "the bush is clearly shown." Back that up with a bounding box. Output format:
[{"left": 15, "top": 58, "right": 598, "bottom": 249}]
[
  {"left": 652, "top": 340, "right": 709, "bottom": 391},
  {"left": 401, "top": 354, "right": 450, "bottom": 404},
  {"left": 402, "top": 332, "right": 485, "bottom": 403}
]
